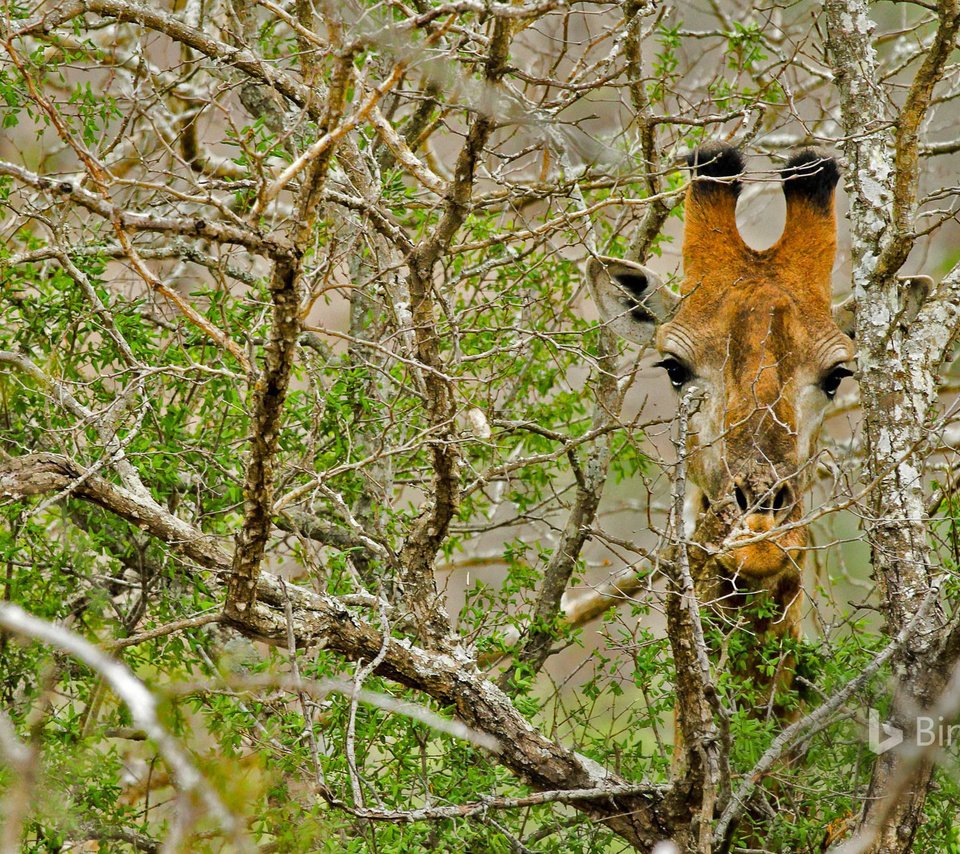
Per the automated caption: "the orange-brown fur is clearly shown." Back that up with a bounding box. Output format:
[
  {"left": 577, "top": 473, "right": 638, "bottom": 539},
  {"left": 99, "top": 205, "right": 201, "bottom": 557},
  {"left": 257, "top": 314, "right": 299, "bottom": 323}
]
[
  {"left": 661, "top": 146, "right": 853, "bottom": 712},
  {"left": 587, "top": 145, "right": 854, "bottom": 752}
]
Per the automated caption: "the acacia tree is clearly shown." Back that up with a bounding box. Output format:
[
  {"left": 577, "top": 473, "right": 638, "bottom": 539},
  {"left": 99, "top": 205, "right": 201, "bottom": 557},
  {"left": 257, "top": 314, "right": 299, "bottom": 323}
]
[{"left": 0, "top": 0, "right": 958, "bottom": 851}]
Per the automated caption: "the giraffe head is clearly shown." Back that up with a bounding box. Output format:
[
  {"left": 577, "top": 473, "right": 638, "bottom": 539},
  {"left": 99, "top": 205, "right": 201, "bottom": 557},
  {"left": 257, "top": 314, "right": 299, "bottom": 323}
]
[{"left": 588, "top": 144, "right": 855, "bottom": 582}]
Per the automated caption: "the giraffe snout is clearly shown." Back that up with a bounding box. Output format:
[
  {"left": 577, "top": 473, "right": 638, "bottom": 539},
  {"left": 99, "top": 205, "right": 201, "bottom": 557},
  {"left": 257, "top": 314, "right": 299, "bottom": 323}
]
[{"left": 710, "top": 471, "right": 805, "bottom": 579}]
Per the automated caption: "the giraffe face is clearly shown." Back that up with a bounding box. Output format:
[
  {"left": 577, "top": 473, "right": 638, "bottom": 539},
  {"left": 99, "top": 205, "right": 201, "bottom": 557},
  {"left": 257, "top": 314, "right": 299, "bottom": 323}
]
[
  {"left": 589, "top": 145, "right": 854, "bottom": 581},
  {"left": 657, "top": 277, "right": 853, "bottom": 579}
]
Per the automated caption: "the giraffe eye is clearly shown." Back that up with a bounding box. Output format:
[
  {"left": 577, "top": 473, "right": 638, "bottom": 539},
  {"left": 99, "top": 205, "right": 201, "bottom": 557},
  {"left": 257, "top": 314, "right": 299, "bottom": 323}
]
[
  {"left": 654, "top": 358, "right": 694, "bottom": 390},
  {"left": 820, "top": 366, "right": 853, "bottom": 399}
]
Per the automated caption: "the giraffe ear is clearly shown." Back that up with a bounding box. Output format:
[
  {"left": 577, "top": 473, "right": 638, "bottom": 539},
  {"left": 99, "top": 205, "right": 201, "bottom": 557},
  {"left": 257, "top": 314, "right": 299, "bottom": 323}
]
[
  {"left": 898, "top": 274, "right": 933, "bottom": 325},
  {"left": 586, "top": 256, "right": 679, "bottom": 346},
  {"left": 832, "top": 294, "right": 856, "bottom": 338},
  {"left": 832, "top": 274, "right": 933, "bottom": 339}
]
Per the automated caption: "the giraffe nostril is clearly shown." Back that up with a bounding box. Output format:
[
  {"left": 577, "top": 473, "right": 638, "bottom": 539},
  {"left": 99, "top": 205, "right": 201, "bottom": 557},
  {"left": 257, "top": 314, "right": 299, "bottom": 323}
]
[
  {"left": 735, "top": 481, "right": 792, "bottom": 516},
  {"left": 734, "top": 484, "right": 749, "bottom": 513},
  {"left": 773, "top": 484, "right": 791, "bottom": 512}
]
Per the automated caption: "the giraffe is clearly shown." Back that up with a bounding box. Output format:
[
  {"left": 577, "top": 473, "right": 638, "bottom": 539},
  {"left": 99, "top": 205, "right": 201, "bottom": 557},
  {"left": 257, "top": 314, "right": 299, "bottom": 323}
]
[{"left": 587, "top": 143, "right": 856, "bottom": 716}]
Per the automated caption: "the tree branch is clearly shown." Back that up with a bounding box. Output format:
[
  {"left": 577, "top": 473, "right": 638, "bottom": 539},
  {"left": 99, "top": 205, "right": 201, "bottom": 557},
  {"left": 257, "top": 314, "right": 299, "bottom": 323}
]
[
  {"left": 396, "top": 16, "right": 513, "bottom": 646},
  {"left": 225, "top": 51, "right": 353, "bottom": 617},
  {"left": 0, "top": 159, "right": 292, "bottom": 260},
  {"left": 824, "top": 1, "right": 960, "bottom": 848},
  {"left": 0, "top": 451, "right": 677, "bottom": 850}
]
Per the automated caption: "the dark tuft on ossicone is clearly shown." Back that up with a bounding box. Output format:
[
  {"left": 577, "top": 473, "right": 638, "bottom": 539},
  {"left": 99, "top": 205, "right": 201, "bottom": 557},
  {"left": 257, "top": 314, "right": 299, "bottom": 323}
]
[
  {"left": 781, "top": 149, "right": 839, "bottom": 211},
  {"left": 687, "top": 143, "right": 744, "bottom": 198}
]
